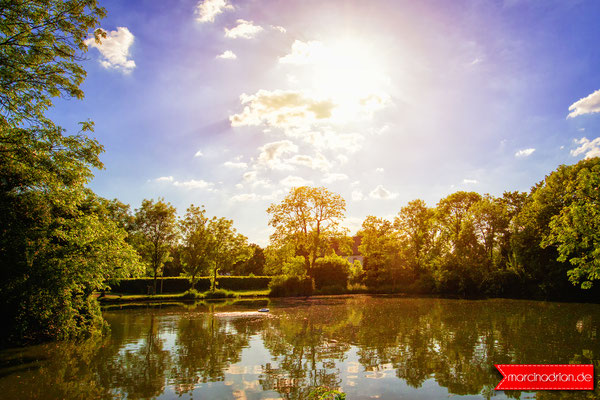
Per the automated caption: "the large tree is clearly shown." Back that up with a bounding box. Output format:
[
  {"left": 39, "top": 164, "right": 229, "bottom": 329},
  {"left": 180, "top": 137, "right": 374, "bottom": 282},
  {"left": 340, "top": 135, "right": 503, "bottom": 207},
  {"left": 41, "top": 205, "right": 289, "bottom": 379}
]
[
  {"left": 0, "top": 0, "right": 145, "bottom": 344},
  {"left": 394, "top": 199, "right": 437, "bottom": 274},
  {"left": 205, "top": 217, "right": 250, "bottom": 291},
  {"left": 267, "top": 186, "right": 347, "bottom": 276},
  {"left": 542, "top": 158, "right": 600, "bottom": 289},
  {"left": 179, "top": 205, "right": 212, "bottom": 289},
  {"left": 134, "top": 199, "right": 179, "bottom": 294},
  {"left": 358, "top": 216, "right": 400, "bottom": 287}
]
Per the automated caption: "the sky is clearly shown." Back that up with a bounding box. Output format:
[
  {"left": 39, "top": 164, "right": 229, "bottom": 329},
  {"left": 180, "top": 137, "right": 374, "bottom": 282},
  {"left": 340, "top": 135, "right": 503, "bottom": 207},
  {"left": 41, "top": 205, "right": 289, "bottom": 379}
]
[{"left": 50, "top": 0, "right": 600, "bottom": 245}]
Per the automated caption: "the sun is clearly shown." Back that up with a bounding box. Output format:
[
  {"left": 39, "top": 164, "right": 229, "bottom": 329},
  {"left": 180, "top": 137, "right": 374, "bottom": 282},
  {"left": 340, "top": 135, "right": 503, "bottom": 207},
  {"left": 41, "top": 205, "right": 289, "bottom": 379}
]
[{"left": 284, "top": 37, "right": 391, "bottom": 122}]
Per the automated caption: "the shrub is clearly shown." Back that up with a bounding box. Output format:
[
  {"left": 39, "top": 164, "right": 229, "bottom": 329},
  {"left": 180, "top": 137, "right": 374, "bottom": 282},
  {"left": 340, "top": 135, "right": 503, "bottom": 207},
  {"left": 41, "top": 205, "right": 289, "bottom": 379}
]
[
  {"left": 312, "top": 255, "right": 350, "bottom": 290},
  {"left": 182, "top": 289, "right": 205, "bottom": 299},
  {"left": 204, "top": 289, "right": 238, "bottom": 299},
  {"left": 269, "top": 276, "right": 314, "bottom": 297}
]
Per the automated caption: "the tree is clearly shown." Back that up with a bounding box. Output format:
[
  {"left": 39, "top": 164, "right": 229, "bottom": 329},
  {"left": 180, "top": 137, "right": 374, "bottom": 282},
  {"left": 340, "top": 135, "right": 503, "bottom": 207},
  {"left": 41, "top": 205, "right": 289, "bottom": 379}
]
[
  {"left": 134, "top": 199, "right": 178, "bottom": 294},
  {"left": 205, "top": 217, "right": 250, "bottom": 291},
  {"left": 0, "top": 0, "right": 145, "bottom": 344},
  {"left": 469, "top": 195, "right": 509, "bottom": 270},
  {"left": 179, "top": 205, "right": 212, "bottom": 289},
  {"left": 267, "top": 186, "right": 347, "bottom": 276},
  {"left": 436, "top": 191, "right": 482, "bottom": 251},
  {"left": 0, "top": 0, "right": 106, "bottom": 128},
  {"left": 232, "top": 243, "right": 266, "bottom": 276},
  {"left": 394, "top": 199, "right": 436, "bottom": 274},
  {"left": 358, "top": 216, "right": 400, "bottom": 287},
  {"left": 542, "top": 158, "right": 600, "bottom": 289}
]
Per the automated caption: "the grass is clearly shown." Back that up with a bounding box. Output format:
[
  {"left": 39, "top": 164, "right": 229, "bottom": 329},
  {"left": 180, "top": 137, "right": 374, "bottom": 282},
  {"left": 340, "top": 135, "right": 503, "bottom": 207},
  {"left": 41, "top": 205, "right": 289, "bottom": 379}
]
[{"left": 97, "top": 289, "right": 270, "bottom": 303}]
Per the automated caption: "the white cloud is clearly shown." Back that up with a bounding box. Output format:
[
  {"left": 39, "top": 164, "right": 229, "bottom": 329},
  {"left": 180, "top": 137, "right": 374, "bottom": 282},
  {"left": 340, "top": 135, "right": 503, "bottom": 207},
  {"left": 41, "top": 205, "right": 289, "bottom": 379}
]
[
  {"left": 85, "top": 27, "right": 135, "bottom": 73},
  {"left": 280, "top": 175, "right": 313, "bottom": 187},
  {"left": 571, "top": 137, "right": 600, "bottom": 159},
  {"left": 194, "top": 150, "right": 203, "bottom": 157},
  {"left": 279, "top": 40, "right": 327, "bottom": 65},
  {"left": 287, "top": 153, "right": 331, "bottom": 171},
  {"left": 243, "top": 170, "right": 257, "bottom": 182},
  {"left": 568, "top": 89, "right": 600, "bottom": 118},
  {"left": 271, "top": 25, "right": 287, "bottom": 33},
  {"left": 322, "top": 173, "right": 348, "bottom": 184},
  {"left": 154, "top": 176, "right": 214, "bottom": 190},
  {"left": 216, "top": 50, "right": 237, "bottom": 60},
  {"left": 230, "top": 193, "right": 259, "bottom": 202},
  {"left": 463, "top": 179, "right": 478, "bottom": 184},
  {"left": 257, "top": 140, "right": 298, "bottom": 170},
  {"left": 352, "top": 190, "right": 364, "bottom": 201},
  {"left": 225, "top": 19, "right": 264, "bottom": 39},
  {"left": 173, "top": 179, "right": 213, "bottom": 190},
  {"left": 515, "top": 148, "right": 535, "bottom": 158},
  {"left": 195, "top": 0, "right": 233, "bottom": 23},
  {"left": 375, "top": 167, "right": 384, "bottom": 173},
  {"left": 230, "top": 89, "right": 336, "bottom": 129},
  {"left": 369, "top": 185, "right": 398, "bottom": 200},
  {"left": 224, "top": 161, "right": 248, "bottom": 169}
]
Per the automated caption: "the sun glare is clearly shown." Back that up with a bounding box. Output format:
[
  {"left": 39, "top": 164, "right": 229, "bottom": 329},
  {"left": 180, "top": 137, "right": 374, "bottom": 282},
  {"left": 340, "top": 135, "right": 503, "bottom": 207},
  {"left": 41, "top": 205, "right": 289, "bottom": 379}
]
[{"left": 287, "top": 37, "right": 390, "bottom": 122}]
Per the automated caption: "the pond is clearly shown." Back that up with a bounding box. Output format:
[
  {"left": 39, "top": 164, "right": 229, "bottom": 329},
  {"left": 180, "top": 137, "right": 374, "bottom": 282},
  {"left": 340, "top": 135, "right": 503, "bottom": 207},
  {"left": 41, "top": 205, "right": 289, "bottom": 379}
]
[{"left": 0, "top": 296, "right": 598, "bottom": 399}]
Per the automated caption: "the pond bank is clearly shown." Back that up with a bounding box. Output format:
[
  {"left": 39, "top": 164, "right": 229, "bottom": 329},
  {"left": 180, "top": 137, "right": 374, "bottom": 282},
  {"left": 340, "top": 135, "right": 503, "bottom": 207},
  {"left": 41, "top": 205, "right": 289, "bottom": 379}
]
[{"left": 97, "top": 289, "right": 270, "bottom": 304}]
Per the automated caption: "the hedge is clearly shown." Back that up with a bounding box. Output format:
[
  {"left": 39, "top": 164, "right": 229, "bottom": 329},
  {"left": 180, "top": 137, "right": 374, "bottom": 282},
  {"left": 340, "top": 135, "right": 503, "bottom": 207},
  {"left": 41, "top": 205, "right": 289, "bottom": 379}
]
[
  {"left": 268, "top": 276, "right": 314, "bottom": 297},
  {"left": 108, "top": 276, "right": 272, "bottom": 294}
]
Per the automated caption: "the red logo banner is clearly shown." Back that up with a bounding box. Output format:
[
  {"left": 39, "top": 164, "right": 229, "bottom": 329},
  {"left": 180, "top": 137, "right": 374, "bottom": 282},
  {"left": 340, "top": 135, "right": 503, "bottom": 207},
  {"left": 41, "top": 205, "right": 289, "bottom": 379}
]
[{"left": 495, "top": 364, "right": 594, "bottom": 390}]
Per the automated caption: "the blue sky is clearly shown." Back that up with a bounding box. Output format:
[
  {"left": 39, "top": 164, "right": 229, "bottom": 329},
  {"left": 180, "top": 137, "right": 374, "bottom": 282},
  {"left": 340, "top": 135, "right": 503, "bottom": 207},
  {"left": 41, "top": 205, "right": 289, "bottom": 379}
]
[{"left": 50, "top": 0, "right": 600, "bottom": 245}]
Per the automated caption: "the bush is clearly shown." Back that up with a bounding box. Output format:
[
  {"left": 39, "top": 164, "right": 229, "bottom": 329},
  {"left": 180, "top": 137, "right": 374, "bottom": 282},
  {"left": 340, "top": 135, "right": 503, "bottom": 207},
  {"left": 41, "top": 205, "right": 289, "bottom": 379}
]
[
  {"left": 407, "top": 273, "right": 437, "bottom": 294},
  {"left": 109, "top": 276, "right": 272, "bottom": 294},
  {"left": 182, "top": 289, "right": 205, "bottom": 299},
  {"left": 204, "top": 289, "right": 238, "bottom": 299},
  {"left": 269, "top": 276, "right": 314, "bottom": 297},
  {"left": 312, "top": 255, "right": 350, "bottom": 289}
]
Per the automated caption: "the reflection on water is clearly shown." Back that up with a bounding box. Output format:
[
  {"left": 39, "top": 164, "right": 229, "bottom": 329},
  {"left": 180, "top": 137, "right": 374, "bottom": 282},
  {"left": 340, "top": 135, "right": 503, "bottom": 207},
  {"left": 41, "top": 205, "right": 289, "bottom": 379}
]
[{"left": 0, "top": 296, "right": 599, "bottom": 399}]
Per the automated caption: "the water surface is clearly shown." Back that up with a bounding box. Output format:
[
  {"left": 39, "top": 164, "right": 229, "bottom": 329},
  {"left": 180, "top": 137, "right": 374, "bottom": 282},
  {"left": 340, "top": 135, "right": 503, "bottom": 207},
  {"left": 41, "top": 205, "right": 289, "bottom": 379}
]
[{"left": 0, "top": 296, "right": 598, "bottom": 399}]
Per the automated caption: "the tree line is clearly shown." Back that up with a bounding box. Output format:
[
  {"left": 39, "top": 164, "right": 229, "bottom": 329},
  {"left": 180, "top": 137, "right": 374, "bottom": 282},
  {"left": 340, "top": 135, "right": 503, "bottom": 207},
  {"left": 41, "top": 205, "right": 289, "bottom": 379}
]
[{"left": 259, "top": 163, "right": 600, "bottom": 301}]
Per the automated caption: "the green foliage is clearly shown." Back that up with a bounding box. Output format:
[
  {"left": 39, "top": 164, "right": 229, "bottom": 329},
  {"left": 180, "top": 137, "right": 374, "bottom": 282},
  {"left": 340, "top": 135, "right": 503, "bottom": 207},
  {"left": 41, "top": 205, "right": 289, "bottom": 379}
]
[
  {"left": 0, "top": 0, "right": 149, "bottom": 345},
  {"left": 179, "top": 205, "right": 212, "bottom": 289},
  {"left": 182, "top": 289, "right": 205, "bottom": 300},
  {"left": 543, "top": 158, "right": 600, "bottom": 289},
  {"left": 269, "top": 276, "right": 314, "bottom": 297},
  {"left": 283, "top": 255, "right": 309, "bottom": 277},
  {"left": 133, "top": 199, "right": 178, "bottom": 294},
  {"left": 232, "top": 243, "right": 266, "bottom": 275},
  {"left": 267, "top": 186, "right": 347, "bottom": 275},
  {"left": 0, "top": 0, "right": 106, "bottom": 128},
  {"left": 348, "top": 260, "right": 364, "bottom": 284},
  {"left": 312, "top": 255, "right": 350, "bottom": 289},
  {"left": 205, "top": 217, "right": 251, "bottom": 291},
  {"left": 358, "top": 216, "right": 401, "bottom": 287},
  {"left": 203, "top": 288, "right": 238, "bottom": 299}
]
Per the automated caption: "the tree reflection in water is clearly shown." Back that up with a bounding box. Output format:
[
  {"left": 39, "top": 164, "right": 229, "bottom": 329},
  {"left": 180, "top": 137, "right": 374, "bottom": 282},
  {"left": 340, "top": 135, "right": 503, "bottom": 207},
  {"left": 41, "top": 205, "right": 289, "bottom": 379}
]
[{"left": 0, "top": 297, "right": 598, "bottom": 400}]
